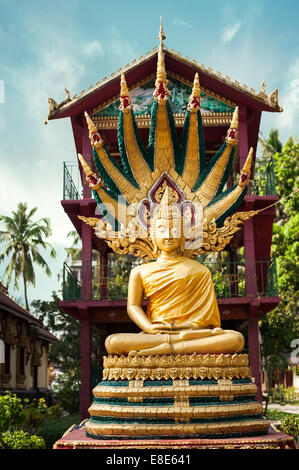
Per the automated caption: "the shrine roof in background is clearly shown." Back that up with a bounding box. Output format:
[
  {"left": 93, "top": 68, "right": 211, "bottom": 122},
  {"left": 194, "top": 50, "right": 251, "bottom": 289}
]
[{"left": 46, "top": 48, "right": 282, "bottom": 124}]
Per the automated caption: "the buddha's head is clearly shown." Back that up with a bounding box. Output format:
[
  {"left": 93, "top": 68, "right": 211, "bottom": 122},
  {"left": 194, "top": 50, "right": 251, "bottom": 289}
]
[{"left": 150, "top": 186, "right": 185, "bottom": 256}]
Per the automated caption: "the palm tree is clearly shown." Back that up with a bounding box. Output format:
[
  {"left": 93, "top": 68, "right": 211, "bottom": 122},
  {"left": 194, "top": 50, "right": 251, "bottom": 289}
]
[
  {"left": 0, "top": 202, "right": 56, "bottom": 310},
  {"left": 65, "top": 230, "right": 82, "bottom": 261},
  {"left": 259, "top": 128, "right": 282, "bottom": 158}
]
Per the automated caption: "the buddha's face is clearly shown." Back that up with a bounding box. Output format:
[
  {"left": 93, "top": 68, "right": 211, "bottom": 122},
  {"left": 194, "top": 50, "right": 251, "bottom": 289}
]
[{"left": 154, "top": 217, "right": 182, "bottom": 254}]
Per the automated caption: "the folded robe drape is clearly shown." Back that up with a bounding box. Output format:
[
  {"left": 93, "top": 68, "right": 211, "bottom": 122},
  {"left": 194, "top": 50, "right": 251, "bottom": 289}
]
[{"left": 139, "top": 256, "right": 221, "bottom": 328}]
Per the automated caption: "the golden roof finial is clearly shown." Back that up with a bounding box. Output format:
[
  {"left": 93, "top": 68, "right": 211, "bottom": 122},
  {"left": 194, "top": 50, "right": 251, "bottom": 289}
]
[
  {"left": 158, "top": 16, "right": 166, "bottom": 44},
  {"left": 155, "top": 16, "right": 168, "bottom": 86},
  {"left": 156, "top": 40, "right": 168, "bottom": 84}
]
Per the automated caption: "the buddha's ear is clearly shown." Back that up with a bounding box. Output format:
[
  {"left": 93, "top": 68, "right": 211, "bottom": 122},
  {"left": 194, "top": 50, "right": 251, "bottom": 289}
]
[
  {"left": 179, "top": 235, "right": 185, "bottom": 255},
  {"left": 178, "top": 218, "right": 185, "bottom": 254}
]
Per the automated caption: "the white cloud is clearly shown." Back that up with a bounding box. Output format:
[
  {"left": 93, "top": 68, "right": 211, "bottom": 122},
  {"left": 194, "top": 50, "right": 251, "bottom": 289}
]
[
  {"left": 173, "top": 17, "right": 192, "bottom": 29},
  {"left": 275, "top": 59, "right": 299, "bottom": 133},
  {"left": 222, "top": 21, "right": 241, "bottom": 43},
  {"left": 25, "top": 49, "right": 85, "bottom": 119},
  {"left": 83, "top": 40, "right": 104, "bottom": 58}
]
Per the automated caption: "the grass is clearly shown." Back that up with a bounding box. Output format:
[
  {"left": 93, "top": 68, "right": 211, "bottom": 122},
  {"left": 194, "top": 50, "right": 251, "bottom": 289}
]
[
  {"left": 265, "top": 409, "right": 299, "bottom": 421},
  {"left": 38, "top": 413, "right": 80, "bottom": 449}
]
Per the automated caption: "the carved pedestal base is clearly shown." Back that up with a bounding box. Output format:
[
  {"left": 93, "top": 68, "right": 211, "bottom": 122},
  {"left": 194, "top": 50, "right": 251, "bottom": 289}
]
[
  {"left": 85, "top": 354, "right": 270, "bottom": 439},
  {"left": 54, "top": 423, "right": 297, "bottom": 449}
]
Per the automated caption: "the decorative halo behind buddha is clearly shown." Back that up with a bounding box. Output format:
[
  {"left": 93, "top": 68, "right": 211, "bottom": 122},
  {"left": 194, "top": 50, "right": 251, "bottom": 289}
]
[{"left": 78, "top": 31, "right": 258, "bottom": 260}]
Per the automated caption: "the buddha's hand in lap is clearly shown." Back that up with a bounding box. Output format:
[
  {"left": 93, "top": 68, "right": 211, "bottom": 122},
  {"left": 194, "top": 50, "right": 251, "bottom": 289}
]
[
  {"left": 148, "top": 321, "right": 195, "bottom": 334},
  {"left": 178, "top": 327, "right": 224, "bottom": 341},
  {"left": 168, "top": 321, "right": 195, "bottom": 330},
  {"left": 144, "top": 322, "right": 173, "bottom": 334},
  {"left": 212, "top": 327, "right": 224, "bottom": 335}
]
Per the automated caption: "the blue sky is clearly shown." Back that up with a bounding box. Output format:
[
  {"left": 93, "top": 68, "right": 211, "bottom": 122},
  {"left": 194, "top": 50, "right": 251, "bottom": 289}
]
[{"left": 0, "top": 0, "right": 298, "bottom": 307}]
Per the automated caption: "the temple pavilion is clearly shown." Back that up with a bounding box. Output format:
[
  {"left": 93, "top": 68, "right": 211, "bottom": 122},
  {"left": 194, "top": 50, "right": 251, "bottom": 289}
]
[
  {"left": 0, "top": 282, "right": 58, "bottom": 395},
  {"left": 47, "top": 39, "right": 282, "bottom": 420}
]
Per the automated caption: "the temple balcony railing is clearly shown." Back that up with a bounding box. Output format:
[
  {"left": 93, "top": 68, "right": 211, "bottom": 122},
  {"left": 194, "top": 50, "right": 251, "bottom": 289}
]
[
  {"left": 63, "top": 161, "right": 82, "bottom": 200},
  {"left": 250, "top": 157, "right": 276, "bottom": 196},
  {"left": 232, "top": 157, "right": 276, "bottom": 196},
  {"left": 61, "top": 257, "right": 279, "bottom": 302},
  {"left": 62, "top": 157, "right": 276, "bottom": 201}
]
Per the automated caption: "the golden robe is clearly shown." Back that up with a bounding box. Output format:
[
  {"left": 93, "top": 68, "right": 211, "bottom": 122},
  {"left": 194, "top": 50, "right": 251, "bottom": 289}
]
[{"left": 139, "top": 256, "right": 221, "bottom": 328}]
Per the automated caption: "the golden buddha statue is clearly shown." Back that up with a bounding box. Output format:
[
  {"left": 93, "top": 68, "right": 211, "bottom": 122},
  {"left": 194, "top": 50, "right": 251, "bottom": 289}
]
[
  {"left": 77, "top": 28, "right": 258, "bottom": 361},
  {"left": 78, "top": 23, "right": 271, "bottom": 441},
  {"left": 105, "top": 188, "right": 245, "bottom": 356}
]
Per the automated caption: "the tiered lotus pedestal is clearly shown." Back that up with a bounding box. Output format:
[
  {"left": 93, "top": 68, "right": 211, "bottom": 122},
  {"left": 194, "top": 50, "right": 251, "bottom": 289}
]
[
  {"left": 86, "top": 353, "right": 269, "bottom": 439},
  {"left": 54, "top": 354, "right": 297, "bottom": 449}
]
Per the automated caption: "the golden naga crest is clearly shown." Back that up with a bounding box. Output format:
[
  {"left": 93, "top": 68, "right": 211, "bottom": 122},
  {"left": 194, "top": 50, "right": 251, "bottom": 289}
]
[{"left": 78, "top": 31, "right": 258, "bottom": 260}]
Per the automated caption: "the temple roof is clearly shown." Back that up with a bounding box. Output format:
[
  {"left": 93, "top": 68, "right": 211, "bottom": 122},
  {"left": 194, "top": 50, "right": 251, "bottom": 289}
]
[
  {"left": 0, "top": 285, "right": 58, "bottom": 344},
  {"left": 46, "top": 46, "right": 282, "bottom": 124}
]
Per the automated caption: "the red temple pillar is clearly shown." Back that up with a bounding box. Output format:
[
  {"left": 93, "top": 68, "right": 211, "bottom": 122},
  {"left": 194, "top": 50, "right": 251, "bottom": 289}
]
[
  {"left": 82, "top": 118, "right": 92, "bottom": 199},
  {"left": 248, "top": 313, "right": 263, "bottom": 403},
  {"left": 79, "top": 117, "right": 93, "bottom": 419},
  {"left": 238, "top": 104, "right": 248, "bottom": 168},
  {"left": 81, "top": 222, "right": 93, "bottom": 300},
  {"left": 239, "top": 104, "right": 262, "bottom": 401},
  {"left": 79, "top": 308, "right": 92, "bottom": 420},
  {"left": 80, "top": 118, "right": 93, "bottom": 302},
  {"left": 244, "top": 214, "right": 262, "bottom": 402}
]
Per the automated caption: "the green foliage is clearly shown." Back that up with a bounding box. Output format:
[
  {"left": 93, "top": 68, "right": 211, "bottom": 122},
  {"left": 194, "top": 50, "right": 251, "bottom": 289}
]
[
  {"left": 260, "top": 133, "right": 299, "bottom": 397},
  {"left": 106, "top": 254, "right": 139, "bottom": 299},
  {"left": 251, "top": 158, "right": 276, "bottom": 195},
  {"left": 22, "top": 397, "right": 62, "bottom": 434},
  {"left": 265, "top": 408, "right": 298, "bottom": 421},
  {"left": 269, "top": 385, "right": 298, "bottom": 404},
  {"left": 0, "top": 392, "right": 24, "bottom": 433},
  {"left": 272, "top": 214, "right": 299, "bottom": 293},
  {"left": 281, "top": 415, "right": 299, "bottom": 439},
  {"left": 52, "top": 369, "right": 80, "bottom": 415},
  {"left": 0, "top": 430, "right": 46, "bottom": 449},
  {"left": 0, "top": 392, "right": 63, "bottom": 449},
  {"left": 39, "top": 413, "right": 80, "bottom": 449},
  {"left": 273, "top": 137, "right": 299, "bottom": 220}
]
